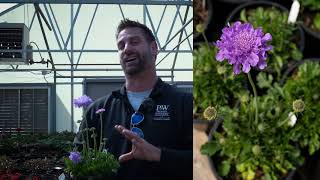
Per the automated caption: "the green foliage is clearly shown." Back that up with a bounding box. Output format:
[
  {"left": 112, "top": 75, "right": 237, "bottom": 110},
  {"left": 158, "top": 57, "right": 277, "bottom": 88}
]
[
  {"left": 200, "top": 60, "right": 320, "bottom": 179},
  {"left": 37, "top": 131, "right": 75, "bottom": 151},
  {"left": 0, "top": 131, "right": 75, "bottom": 152},
  {"left": 300, "top": 0, "right": 320, "bottom": 11},
  {"left": 313, "top": 13, "right": 320, "bottom": 30},
  {"left": 64, "top": 150, "right": 119, "bottom": 177},
  {"left": 240, "top": 7, "right": 303, "bottom": 80},
  {"left": 283, "top": 61, "right": 320, "bottom": 155},
  {"left": 193, "top": 43, "right": 245, "bottom": 116}
]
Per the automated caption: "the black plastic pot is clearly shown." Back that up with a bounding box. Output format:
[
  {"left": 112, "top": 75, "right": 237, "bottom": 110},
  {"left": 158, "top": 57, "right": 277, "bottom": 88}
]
[
  {"left": 193, "top": 118, "right": 214, "bottom": 135},
  {"left": 301, "top": 23, "right": 320, "bottom": 58},
  {"left": 224, "top": 0, "right": 305, "bottom": 53},
  {"left": 280, "top": 58, "right": 320, "bottom": 86},
  {"left": 216, "top": 0, "right": 254, "bottom": 4},
  {"left": 194, "top": 0, "right": 213, "bottom": 42}
]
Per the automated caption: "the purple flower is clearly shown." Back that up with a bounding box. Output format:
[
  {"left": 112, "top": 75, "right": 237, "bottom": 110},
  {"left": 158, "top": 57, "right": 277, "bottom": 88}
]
[
  {"left": 69, "top": 151, "right": 81, "bottom": 164},
  {"left": 95, "top": 108, "right": 106, "bottom": 114},
  {"left": 73, "top": 95, "right": 93, "bottom": 108},
  {"left": 215, "top": 21, "right": 272, "bottom": 74}
]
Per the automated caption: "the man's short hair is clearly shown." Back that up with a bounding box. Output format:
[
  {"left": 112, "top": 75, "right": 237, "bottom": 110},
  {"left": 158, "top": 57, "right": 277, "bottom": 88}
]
[{"left": 116, "top": 19, "right": 156, "bottom": 43}]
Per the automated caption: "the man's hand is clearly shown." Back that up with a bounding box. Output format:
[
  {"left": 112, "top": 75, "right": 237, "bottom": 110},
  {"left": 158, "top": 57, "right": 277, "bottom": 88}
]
[{"left": 115, "top": 125, "right": 161, "bottom": 163}]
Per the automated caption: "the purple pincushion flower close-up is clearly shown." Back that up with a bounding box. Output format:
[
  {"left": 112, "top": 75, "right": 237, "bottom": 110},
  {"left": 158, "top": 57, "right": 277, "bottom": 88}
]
[
  {"left": 215, "top": 21, "right": 272, "bottom": 74},
  {"left": 69, "top": 151, "right": 82, "bottom": 164},
  {"left": 73, "top": 95, "right": 93, "bottom": 108}
]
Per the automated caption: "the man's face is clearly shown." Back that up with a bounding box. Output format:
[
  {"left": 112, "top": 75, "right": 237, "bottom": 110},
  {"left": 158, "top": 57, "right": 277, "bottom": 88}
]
[{"left": 117, "top": 27, "right": 156, "bottom": 76}]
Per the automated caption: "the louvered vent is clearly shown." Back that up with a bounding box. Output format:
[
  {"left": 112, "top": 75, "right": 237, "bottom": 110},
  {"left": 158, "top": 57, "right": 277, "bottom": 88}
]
[{"left": 0, "top": 23, "right": 31, "bottom": 65}]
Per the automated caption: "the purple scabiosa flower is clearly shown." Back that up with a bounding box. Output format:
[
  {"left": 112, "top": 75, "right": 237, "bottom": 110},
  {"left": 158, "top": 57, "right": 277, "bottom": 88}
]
[
  {"left": 69, "top": 151, "right": 81, "bottom": 164},
  {"left": 73, "top": 95, "right": 93, "bottom": 108},
  {"left": 215, "top": 21, "right": 272, "bottom": 74},
  {"left": 95, "top": 108, "right": 106, "bottom": 114}
]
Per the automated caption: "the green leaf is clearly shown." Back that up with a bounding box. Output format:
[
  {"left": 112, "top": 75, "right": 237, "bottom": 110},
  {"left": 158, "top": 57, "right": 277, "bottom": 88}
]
[
  {"left": 257, "top": 72, "right": 272, "bottom": 89},
  {"left": 218, "top": 160, "right": 231, "bottom": 176},
  {"left": 264, "top": 173, "right": 272, "bottom": 180},
  {"left": 314, "top": 13, "right": 320, "bottom": 30},
  {"left": 291, "top": 49, "right": 303, "bottom": 61},
  {"left": 240, "top": 9, "right": 248, "bottom": 22},
  {"left": 200, "top": 141, "right": 221, "bottom": 156}
]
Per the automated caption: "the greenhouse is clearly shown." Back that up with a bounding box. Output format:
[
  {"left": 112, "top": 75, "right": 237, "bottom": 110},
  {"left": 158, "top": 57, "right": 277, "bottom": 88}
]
[{"left": 0, "top": 0, "right": 193, "bottom": 179}]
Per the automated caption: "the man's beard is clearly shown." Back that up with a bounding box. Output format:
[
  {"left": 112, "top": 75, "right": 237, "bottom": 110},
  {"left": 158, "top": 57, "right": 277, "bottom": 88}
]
[{"left": 123, "top": 53, "right": 146, "bottom": 76}]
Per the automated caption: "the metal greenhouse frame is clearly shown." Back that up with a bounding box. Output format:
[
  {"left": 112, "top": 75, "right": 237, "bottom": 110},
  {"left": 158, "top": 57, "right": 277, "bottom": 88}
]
[{"left": 0, "top": 0, "right": 193, "bottom": 132}]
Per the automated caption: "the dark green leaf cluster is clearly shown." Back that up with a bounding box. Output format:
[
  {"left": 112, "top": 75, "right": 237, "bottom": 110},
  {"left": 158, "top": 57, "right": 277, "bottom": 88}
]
[
  {"left": 300, "top": 0, "right": 320, "bottom": 11},
  {"left": 283, "top": 61, "right": 320, "bottom": 155},
  {"left": 193, "top": 44, "right": 245, "bottom": 116}
]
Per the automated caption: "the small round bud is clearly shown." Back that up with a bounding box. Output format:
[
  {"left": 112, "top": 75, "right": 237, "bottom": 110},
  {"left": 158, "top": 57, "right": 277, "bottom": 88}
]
[
  {"left": 203, "top": 106, "right": 217, "bottom": 121},
  {"left": 196, "top": 24, "right": 205, "bottom": 33},
  {"left": 240, "top": 94, "right": 249, "bottom": 103},
  {"left": 252, "top": 145, "right": 261, "bottom": 155},
  {"left": 91, "top": 134, "right": 97, "bottom": 138},
  {"left": 313, "top": 94, "right": 319, "bottom": 100},
  {"left": 292, "top": 99, "right": 305, "bottom": 113},
  {"left": 257, "top": 123, "right": 265, "bottom": 132},
  {"left": 219, "top": 137, "right": 226, "bottom": 145},
  {"left": 217, "top": 66, "right": 226, "bottom": 75}
]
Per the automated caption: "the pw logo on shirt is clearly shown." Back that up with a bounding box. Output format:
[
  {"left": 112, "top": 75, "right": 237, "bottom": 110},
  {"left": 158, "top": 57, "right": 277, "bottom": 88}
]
[{"left": 154, "top": 105, "right": 170, "bottom": 120}]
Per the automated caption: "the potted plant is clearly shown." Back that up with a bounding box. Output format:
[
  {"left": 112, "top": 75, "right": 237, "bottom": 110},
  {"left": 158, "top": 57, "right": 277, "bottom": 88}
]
[
  {"left": 64, "top": 95, "right": 120, "bottom": 179},
  {"left": 300, "top": 0, "right": 320, "bottom": 40},
  {"left": 299, "top": 0, "right": 320, "bottom": 58},
  {"left": 199, "top": 19, "right": 320, "bottom": 179}
]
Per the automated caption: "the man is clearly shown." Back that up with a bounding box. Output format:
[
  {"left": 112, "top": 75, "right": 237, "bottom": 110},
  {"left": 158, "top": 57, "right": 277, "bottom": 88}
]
[{"left": 74, "top": 19, "right": 192, "bottom": 179}]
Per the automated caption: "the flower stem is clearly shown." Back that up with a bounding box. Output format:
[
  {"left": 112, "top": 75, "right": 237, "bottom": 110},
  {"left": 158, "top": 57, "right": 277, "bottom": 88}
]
[
  {"left": 278, "top": 112, "right": 294, "bottom": 127},
  {"left": 201, "top": 32, "right": 210, "bottom": 49},
  {"left": 99, "top": 114, "right": 103, "bottom": 152},
  {"left": 247, "top": 72, "right": 259, "bottom": 124},
  {"left": 83, "top": 116, "right": 90, "bottom": 153}
]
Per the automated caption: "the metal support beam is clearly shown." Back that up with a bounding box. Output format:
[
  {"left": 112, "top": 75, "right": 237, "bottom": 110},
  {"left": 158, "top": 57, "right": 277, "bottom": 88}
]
[
  {"left": 171, "top": 5, "right": 189, "bottom": 82},
  {"left": 70, "top": 4, "right": 74, "bottom": 132},
  {"left": 0, "top": 0, "right": 193, "bottom": 5},
  {"left": 75, "top": 4, "right": 99, "bottom": 69}
]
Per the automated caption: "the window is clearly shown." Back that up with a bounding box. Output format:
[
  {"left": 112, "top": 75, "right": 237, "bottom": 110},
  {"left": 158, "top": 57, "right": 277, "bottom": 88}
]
[{"left": 0, "top": 87, "right": 50, "bottom": 134}]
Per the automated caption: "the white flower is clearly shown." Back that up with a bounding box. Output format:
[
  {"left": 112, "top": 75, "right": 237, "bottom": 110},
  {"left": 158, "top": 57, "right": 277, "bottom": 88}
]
[{"left": 288, "top": 112, "right": 297, "bottom": 127}]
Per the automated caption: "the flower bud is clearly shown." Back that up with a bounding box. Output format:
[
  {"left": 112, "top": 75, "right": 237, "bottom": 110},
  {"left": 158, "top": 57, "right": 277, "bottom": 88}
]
[
  {"left": 292, "top": 99, "right": 305, "bottom": 113},
  {"left": 203, "top": 106, "right": 217, "bottom": 121},
  {"left": 219, "top": 137, "right": 226, "bottom": 145},
  {"left": 91, "top": 134, "right": 97, "bottom": 138},
  {"left": 217, "top": 66, "right": 226, "bottom": 75},
  {"left": 313, "top": 94, "right": 319, "bottom": 100},
  {"left": 240, "top": 94, "right": 249, "bottom": 103},
  {"left": 196, "top": 24, "right": 205, "bottom": 33},
  {"left": 258, "top": 123, "right": 265, "bottom": 132},
  {"left": 252, "top": 145, "right": 261, "bottom": 155}
]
